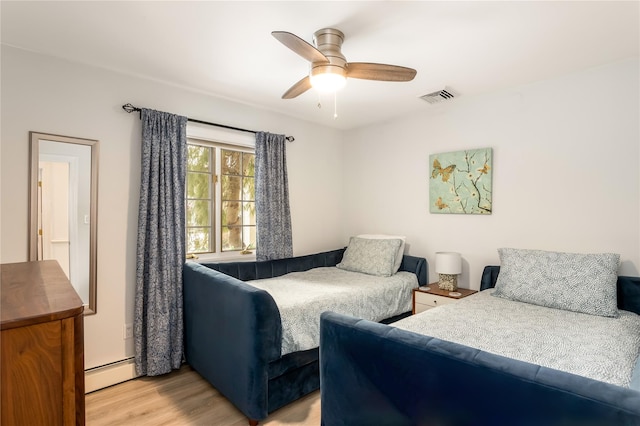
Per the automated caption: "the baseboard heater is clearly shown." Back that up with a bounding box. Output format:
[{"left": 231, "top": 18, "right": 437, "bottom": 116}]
[{"left": 85, "top": 357, "right": 138, "bottom": 393}]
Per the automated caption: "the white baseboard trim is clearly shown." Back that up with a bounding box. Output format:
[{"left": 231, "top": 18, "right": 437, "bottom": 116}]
[{"left": 85, "top": 357, "right": 139, "bottom": 393}]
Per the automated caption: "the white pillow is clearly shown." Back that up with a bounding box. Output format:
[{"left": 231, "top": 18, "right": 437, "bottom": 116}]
[
  {"left": 337, "top": 237, "right": 403, "bottom": 277},
  {"left": 357, "top": 234, "right": 406, "bottom": 274}
]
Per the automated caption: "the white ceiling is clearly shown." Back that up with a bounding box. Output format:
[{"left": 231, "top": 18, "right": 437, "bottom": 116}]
[{"left": 2, "top": 1, "right": 638, "bottom": 130}]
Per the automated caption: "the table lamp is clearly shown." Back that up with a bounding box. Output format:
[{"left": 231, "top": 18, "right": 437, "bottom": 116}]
[{"left": 436, "top": 252, "right": 461, "bottom": 291}]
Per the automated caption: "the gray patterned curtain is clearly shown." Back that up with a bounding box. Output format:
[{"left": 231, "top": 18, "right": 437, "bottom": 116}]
[
  {"left": 134, "top": 108, "right": 187, "bottom": 376},
  {"left": 255, "top": 132, "right": 293, "bottom": 261}
]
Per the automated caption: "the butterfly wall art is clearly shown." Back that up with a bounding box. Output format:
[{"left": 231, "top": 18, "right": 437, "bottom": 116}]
[{"left": 429, "top": 148, "right": 492, "bottom": 214}]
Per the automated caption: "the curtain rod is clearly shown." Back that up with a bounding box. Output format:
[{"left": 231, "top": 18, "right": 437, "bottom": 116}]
[{"left": 122, "top": 103, "right": 294, "bottom": 142}]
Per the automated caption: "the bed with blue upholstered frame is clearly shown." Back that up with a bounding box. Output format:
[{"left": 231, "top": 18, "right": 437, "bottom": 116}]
[
  {"left": 320, "top": 265, "right": 640, "bottom": 426},
  {"left": 183, "top": 247, "right": 427, "bottom": 425}
]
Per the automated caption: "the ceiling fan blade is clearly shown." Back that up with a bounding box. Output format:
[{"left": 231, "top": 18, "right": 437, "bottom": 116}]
[
  {"left": 346, "top": 62, "right": 417, "bottom": 82},
  {"left": 282, "top": 76, "right": 312, "bottom": 99},
  {"left": 272, "top": 31, "right": 329, "bottom": 63}
]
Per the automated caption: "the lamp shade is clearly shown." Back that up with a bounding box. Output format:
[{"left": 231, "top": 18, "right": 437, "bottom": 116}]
[{"left": 435, "top": 252, "right": 462, "bottom": 275}]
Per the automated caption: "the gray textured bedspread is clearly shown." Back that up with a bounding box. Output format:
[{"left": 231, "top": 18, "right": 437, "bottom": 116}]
[
  {"left": 248, "top": 267, "right": 418, "bottom": 355},
  {"left": 394, "top": 290, "right": 640, "bottom": 388}
]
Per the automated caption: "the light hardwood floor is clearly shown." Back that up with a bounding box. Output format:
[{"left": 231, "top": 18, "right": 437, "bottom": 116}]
[{"left": 86, "top": 365, "right": 321, "bottom": 426}]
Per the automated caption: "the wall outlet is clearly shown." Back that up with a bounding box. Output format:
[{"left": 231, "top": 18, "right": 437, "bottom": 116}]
[{"left": 123, "top": 323, "right": 133, "bottom": 340}]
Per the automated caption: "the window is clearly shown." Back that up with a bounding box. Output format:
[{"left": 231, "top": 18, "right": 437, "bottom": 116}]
[{"left": 186, "top": 139, "right": 256, "bottom": 256}]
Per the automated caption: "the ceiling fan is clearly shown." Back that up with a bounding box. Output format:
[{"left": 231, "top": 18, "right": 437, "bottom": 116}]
[{"left": 272, "top": 28, "right": 417, "bottom": 99}]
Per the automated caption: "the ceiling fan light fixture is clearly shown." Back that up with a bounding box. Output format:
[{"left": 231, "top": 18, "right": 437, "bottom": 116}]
[
  {"left": 309, "top": 66, "right": 347, "bottom": 93},
  {"left": 273, "top": 28, "right": 415, "bottom": 101}
]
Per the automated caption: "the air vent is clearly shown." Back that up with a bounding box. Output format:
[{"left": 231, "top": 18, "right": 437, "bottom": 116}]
[{"left": 420, "top": 87, "right": 459, "bottom": 104}]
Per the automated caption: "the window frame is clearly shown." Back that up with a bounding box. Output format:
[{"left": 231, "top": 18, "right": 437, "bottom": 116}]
[
  {"left": 186, "top": 123, "right": 256, "bottom": 262},
  {"left": 219, "top": 148, "right": 256, "bottom": 254},
  {"left": 186, "top": 140, "right": 215, "bottom": 255}
]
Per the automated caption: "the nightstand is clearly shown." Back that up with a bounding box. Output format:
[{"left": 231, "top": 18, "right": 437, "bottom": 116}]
[{"left": 412, "top": 284, "right": 477, "bottom": 314}]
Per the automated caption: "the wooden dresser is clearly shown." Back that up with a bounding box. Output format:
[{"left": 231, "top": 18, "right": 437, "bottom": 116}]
[{"left": 1, "top": 260, "right": 85, "bottom": 425}]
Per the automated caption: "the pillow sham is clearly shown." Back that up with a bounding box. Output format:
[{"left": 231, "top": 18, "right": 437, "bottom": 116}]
[
  {"left": 357, "top": 234, "right": 406, "bottom": 273},
  {"left": 337, "top": 237, "right": 403, "bottom": 277},
  {"left": 492, "top": 248, "right": 620, "bottom": 317}
]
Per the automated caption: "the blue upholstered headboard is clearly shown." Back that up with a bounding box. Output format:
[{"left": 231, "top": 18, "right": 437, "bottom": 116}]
[{"left": 480, "top": 265, "right": 640, "bottom": 315}]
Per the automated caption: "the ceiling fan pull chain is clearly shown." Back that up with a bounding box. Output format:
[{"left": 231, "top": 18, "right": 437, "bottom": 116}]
[
  {"left": 317, "top": 92, "right": 322, "bottom": 109},
  {"left": 333, "top": 92, "right": 338, "bottom": 120}
]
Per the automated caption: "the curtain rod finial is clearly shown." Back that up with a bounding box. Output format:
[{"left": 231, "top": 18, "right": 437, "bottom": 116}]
[{"left": 122, "top": 103, "right": 140, "bottom": 114}]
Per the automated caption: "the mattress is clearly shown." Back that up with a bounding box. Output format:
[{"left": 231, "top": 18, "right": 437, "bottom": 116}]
[
  {"left": 248, "top": 267, "right": 418, "bottom": 355},
  {"left": 393, "top": 289, "right": 640, "bottom": 389}
]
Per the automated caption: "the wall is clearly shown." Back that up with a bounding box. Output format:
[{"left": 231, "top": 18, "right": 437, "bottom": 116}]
[
  {"left": 3, "top": 45, "right": 638, "bottom": 373},
  {"left": 343, "top": 58, "right": 640, "bottom": 289},
  {"left": 1, "top": 46, "right": 345, "bottom": 369}
]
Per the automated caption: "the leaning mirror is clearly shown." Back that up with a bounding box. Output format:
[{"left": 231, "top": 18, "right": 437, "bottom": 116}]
[{"left": 29, "top": 132, "right": 99, "bottom": 314}]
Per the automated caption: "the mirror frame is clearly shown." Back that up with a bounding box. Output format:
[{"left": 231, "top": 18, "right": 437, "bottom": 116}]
[{"left": 29, "top": 132, "right": 99, "bottom": 314}]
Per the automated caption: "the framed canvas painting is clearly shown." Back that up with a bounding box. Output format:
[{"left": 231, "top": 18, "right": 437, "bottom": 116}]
[{"left": 429, "top": 148, "right": 492, "bottom": 214}]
